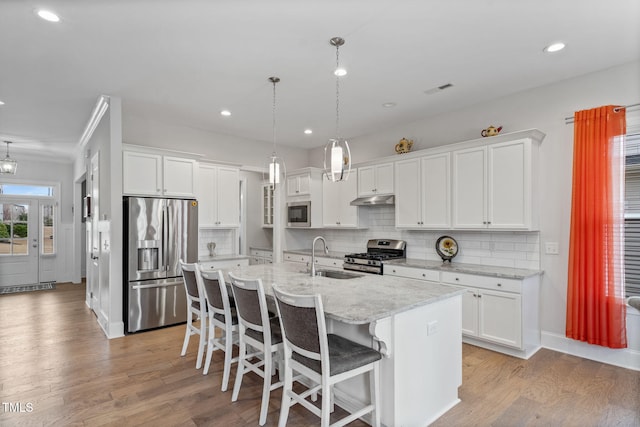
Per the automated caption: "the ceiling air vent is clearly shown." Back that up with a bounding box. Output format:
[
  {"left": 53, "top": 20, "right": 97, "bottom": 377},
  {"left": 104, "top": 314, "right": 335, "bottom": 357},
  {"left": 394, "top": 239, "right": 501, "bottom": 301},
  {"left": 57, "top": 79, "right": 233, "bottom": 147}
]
[{"left": 424, "top": 83, "right": 454, "bottom": 95}]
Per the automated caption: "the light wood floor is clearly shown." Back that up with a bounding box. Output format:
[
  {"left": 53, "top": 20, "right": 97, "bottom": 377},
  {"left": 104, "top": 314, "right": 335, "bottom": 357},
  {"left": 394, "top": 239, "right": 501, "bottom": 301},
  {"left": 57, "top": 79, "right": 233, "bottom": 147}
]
[{"left": 0, "top": 283, "right": 638, "bottom": 426}]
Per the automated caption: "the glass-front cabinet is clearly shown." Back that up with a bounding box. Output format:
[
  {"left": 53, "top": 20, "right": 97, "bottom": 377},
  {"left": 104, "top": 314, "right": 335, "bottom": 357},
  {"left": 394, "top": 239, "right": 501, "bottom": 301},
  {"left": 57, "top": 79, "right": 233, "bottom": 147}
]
[{"left": 262, "top": 183, "right": 274, "bottom": 227}]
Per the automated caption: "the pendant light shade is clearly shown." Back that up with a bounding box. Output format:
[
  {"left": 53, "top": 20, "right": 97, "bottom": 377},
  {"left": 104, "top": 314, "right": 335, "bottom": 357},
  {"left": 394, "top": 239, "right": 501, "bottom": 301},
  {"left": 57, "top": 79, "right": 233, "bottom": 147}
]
[
  {"left": 265, "top": 77, "right": 286, "bottom": 189},
  {"left": 0, "top": 141, "right": 17, "bottom": 175},
  {"left": 324, "top": 37, "right": 351, "bottom": 182}
]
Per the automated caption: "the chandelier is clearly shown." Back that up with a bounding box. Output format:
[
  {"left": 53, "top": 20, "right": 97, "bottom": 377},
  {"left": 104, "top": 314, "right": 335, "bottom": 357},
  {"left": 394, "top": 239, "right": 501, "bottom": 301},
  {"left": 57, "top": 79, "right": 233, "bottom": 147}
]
[
  {"left": 0, "top": 141, "right": 17, "bottom": 175},
  {"left": 324, "top": 37, "right": 351, "bottom": 182}
]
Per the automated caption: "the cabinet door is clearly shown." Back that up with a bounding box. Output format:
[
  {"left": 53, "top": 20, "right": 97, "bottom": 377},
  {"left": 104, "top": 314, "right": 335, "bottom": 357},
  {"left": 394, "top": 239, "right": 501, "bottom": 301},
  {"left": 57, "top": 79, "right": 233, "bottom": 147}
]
[
  {"left": 163, "top": 156, "right": 196, "bottom": 197},
  {"left": 197, "top": 165, "right": 217, "bottom": 227},
  {"left": 488, "top": 140, "right": 530, "bottom": 229},
  {"left": 421, "top": 153, "right": 451, "bottom": 228},
  {"left": 357, "top": 166, "right": 377, "bottom": 196},
  {"left": 338, "top": 175, "right": 359, "bottom": 227},
  {"left": 478, "top": 289, "right": 522, "bottom": 348},
  {"left": 123, "top": 152, "right": 162, "bottom": 196},
  {"left": 395, "top": 158, "right": 422, "bottom": 227},
  {"left": 262, "top": 184, "right": 274, "bottom": 227},
  {"left": 216, "top": 167, "right": 240, "bottom": 227},
  {"left": 460, "top": 288, "right": 479, "bottom": 337},
  {"left": 286, "top": 175, "right": 309, "bottom": 197},
  {"left": 322, "top": 178, "right": 341, "bottom": 226},
  {"left": 374, "top": 163, "right": 394, "bottom": 195},
  {"left": 452, "top": 146, "right": 486, "bottom": 228}
]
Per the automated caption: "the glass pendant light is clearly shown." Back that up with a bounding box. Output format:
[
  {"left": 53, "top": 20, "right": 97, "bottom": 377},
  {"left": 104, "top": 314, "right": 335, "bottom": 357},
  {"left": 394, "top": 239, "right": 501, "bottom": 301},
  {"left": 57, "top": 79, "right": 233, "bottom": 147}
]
[
  {"left": 265, "top": 77, "right": 286, "bottom": 189},
  {"left": 0, "top": 141, "right": 17, "bottom": 175},
  {"left": 324, "top": 37, "right": 351, "bottom": 182}
]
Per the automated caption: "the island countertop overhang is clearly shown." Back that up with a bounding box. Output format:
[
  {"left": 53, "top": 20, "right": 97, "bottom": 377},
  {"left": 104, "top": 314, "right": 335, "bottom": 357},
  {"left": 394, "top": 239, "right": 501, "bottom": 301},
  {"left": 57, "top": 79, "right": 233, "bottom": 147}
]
[{"left": 225, "top": 262, "right": 464, "bottom": 325}]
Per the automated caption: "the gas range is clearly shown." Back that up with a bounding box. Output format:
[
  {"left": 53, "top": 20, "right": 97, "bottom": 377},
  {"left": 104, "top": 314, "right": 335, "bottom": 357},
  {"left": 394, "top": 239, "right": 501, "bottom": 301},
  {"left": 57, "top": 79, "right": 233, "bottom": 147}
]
[{"left": 343, "top": 239, "right": 406, "bottom": 274}]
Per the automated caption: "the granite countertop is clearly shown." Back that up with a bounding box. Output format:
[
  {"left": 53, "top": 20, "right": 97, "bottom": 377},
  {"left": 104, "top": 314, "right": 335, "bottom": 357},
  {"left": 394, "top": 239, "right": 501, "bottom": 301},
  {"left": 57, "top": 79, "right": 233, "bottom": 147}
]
[
  {"left": 386, "top": 258, "right": 543, "bottom": 280},
  {"left": 225, "top": 262, "right": 463, "bottom": 325},
  {"left": 198, "top": 254, "right": 250, "bottom": 263},
  {"left": 250, "top": 246, "right": 273, "bottom": 252}
]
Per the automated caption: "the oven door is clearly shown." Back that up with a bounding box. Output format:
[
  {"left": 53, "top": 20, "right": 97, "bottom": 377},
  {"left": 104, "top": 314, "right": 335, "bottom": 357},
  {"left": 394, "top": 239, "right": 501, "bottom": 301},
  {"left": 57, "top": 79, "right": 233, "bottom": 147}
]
[{"left": 287, "top": 202, "right": 311, "bottom": 227}]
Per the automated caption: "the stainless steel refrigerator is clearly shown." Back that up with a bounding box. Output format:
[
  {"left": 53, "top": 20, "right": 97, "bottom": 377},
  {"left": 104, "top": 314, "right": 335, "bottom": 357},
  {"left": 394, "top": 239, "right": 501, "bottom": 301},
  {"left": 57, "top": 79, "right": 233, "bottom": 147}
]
[{"left": 123, "top": 196, "right": 198, "bottom": 333}]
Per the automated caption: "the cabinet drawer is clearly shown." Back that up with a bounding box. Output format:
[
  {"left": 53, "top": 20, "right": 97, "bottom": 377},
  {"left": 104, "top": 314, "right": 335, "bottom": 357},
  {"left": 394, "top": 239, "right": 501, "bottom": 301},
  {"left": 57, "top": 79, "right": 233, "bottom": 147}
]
[
  {"left": 284, "top": 253, "right": 310, "bottom": 264},
  {"left": 384, "top": 265, "right": 440, "bottom": 282},
  {"left": 200, "top": 259, "right": 249, "bottom": 270},
  {"left": 314, "top": 257, "right": 343, "bottom": 268},
  {"left": 441, "top": 271, "right": 521, "bottom": 293}
]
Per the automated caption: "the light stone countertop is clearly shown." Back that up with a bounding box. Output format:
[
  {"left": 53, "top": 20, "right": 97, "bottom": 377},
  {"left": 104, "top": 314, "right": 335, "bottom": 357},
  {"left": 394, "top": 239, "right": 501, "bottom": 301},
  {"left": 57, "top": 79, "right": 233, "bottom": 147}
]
[
  {"left": 225, "top": 262, "right": 464, "bottom": 325},
  {"left": 198, "top": 254, "right": 250, "bottom": 263},
  {"left": 387, "top": 258, "right": 543, "bottom": 280},
  {"left": 285, "top": 249, "right": 542, "bottom": 279}
]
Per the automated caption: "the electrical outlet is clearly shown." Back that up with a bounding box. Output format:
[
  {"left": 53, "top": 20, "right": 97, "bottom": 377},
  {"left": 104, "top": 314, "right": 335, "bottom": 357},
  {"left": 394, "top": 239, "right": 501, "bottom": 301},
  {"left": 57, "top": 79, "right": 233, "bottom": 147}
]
[
  {"left": 427, "top": 320, "right": 439, "bottom": 336},
  {"left": 545, "top": 242, "right": 559, "bottom": 255}
]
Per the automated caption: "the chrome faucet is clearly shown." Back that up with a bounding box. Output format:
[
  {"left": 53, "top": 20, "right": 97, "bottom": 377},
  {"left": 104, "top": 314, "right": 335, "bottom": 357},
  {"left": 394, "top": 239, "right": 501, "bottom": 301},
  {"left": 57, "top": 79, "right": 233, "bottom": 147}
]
[{"left": 311, "top": 236, "right": 329, "bottom": 277}]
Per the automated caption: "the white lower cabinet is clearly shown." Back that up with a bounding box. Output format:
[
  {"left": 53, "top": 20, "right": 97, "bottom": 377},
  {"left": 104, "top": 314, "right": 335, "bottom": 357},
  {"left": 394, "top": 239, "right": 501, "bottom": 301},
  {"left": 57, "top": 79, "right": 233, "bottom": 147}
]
[
  {"left": 250, "top": 249, "right": 273, "bottom": 265},
  {"left": 441, "top": 271, "right": 539, "bottom": 358},
  {"left": 199, "top": 258, "right": 249, "bottom": 271},
  {"left": 284, "top": 252, "right": 310, "bottom": 264},
  {"left": 313, "top": 256, "right": 343, "bottom": 268},
  {"left": 385, "top": 264, "right": 540, "bottom": 359}
]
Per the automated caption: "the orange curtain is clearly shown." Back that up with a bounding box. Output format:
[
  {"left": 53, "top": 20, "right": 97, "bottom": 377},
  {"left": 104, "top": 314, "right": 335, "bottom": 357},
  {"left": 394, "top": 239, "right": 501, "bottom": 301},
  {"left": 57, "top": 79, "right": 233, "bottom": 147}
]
[{"left": 567, "top": 105, "right": 627, "bottom": 348}]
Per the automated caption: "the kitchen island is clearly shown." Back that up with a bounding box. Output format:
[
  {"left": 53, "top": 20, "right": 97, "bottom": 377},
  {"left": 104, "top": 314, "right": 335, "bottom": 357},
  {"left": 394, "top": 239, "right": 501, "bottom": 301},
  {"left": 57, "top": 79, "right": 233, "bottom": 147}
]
[{"left": 226, "top": 262, "right": 464, "bottom": 426}]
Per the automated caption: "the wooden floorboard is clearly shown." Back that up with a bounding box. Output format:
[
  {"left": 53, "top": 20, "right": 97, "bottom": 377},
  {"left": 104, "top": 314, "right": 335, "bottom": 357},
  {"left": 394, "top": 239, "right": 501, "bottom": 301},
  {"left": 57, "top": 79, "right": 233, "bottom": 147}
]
[{"left": 0, "top": 282, "right": 638, "bottom": 426}]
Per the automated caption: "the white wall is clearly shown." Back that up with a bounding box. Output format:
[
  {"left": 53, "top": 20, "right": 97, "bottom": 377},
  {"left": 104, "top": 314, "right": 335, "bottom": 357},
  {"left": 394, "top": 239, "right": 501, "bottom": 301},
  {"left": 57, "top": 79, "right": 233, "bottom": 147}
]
[
  {"left": 123, "top": 114, "right": 309, "bottom": 170},
  {"left": 306, "top": 60, "right": 640, "bottom": 368}
]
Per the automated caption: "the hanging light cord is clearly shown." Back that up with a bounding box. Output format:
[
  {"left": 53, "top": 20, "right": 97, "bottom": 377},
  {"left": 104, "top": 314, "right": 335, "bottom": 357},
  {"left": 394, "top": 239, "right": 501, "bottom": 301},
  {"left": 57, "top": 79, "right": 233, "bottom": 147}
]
[
  {"left": 335, "top": 43, "right": 341, "bottom": 139},
  {"left": 272, "top": 79, "right": 277, "bottom": 156}
]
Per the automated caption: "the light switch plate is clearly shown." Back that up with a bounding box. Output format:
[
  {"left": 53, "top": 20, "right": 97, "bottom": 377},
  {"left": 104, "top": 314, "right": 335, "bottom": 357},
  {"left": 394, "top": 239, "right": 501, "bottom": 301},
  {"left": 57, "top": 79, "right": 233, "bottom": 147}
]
[{"left": 545, "top": 242, "right": 559, "bottom": 255}]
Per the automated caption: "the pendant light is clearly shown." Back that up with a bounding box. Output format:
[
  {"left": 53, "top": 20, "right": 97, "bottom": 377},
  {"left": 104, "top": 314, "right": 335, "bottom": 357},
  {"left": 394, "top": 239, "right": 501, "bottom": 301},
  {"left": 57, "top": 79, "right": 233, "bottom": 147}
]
[
  {"left": 265, "top": 77, "right": 286, "bottom": 189},
  {"left": 324, "top": 37, "right": 351, "bottom": 182},
  {"left": 0, "top": 141, "right": 17, "bottom": 175}
]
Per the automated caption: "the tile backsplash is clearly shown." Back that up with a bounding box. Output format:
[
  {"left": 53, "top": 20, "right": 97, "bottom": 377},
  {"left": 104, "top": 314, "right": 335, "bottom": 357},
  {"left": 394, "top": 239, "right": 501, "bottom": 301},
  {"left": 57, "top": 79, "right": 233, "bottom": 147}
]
[
  {"left": 286, "top": 205, "right": 540, "bottom": 270},
  {"left": 198, "top": 228, "right": 236, "bottom": 257}
]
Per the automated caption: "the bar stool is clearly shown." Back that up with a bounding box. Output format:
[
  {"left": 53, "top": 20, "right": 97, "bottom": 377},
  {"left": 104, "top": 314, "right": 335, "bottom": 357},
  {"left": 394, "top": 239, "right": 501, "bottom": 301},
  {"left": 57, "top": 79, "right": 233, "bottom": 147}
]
[
  {"left": 179, "top": 261, "right": 207, "bottom": 369},
  {"left": 273, "top": 285, "right": 382, "bottom": 427},
  {"left": 228, "top": 272, "right": 284, "bottom": 426},
  {"left": 200, "top": 268, "right": 239, "bottom": 392}
]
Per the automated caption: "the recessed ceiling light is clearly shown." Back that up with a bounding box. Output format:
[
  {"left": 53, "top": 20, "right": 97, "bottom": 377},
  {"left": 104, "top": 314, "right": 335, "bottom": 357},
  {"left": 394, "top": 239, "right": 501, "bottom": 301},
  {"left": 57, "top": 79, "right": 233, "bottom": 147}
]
[
  {"left": 37, "top": 9, "right": 60, "bottom": 22},
  {"left": 334, "top": 68, "right": 347, "bottom": 77},
  {"left": 0, "top": 100, "right": 5, "bottom": 106},
  {"left": 220, "top": 110, "right": 231, "bottom": 117},
  {"left": 544, "top": 42, "right": 566, "bottom": 53},
  {"left": 304, "top": 129, "right": 313, "bottom": 135},
  {"left": 382, "top": 102, "right": 397, "bottom": 108}
]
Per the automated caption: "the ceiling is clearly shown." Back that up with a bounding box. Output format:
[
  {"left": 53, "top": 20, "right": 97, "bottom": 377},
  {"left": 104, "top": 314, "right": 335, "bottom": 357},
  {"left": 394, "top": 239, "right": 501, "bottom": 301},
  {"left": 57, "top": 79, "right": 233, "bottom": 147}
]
[{"left": 0, "top": 0, "right": 639, "bottom": 160}]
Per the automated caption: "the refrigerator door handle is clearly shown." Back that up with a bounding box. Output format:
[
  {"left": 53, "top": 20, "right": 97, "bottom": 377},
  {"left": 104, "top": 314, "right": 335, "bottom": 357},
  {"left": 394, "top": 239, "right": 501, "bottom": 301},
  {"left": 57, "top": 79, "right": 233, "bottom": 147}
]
[
  {"left": 131, "top": 281, "right": 183, "bottom": 290},
  {"left": 162, "top": 204, "right": 168, "bottom": 271}
]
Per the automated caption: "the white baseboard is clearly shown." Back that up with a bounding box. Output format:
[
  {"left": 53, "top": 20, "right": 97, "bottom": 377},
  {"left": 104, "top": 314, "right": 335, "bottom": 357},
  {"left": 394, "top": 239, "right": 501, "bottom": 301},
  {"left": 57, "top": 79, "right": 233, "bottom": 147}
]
[{"left": 541, "top": 331, "right": 640, "bottom": 371}]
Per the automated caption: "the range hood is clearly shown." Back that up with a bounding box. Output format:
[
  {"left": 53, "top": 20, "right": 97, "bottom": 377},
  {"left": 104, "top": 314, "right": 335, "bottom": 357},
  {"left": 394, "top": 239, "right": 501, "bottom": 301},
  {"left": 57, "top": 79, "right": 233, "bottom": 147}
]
[{"left": 350, "top": 195, "right": 395, "bottom": 206}]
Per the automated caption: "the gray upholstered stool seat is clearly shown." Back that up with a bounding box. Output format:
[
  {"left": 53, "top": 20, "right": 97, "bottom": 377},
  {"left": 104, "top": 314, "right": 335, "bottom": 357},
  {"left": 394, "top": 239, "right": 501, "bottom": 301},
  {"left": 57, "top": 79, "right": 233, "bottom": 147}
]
[{"left": 292, "top": 333, "right": 381, "bottom": 376}]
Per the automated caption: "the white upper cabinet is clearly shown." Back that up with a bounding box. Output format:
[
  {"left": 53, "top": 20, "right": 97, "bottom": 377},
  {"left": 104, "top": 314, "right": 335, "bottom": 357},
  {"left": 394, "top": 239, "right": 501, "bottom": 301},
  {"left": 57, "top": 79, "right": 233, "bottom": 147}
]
[
  {"left": 262, "top": 183, "right": 274, "bottom": 228},
  {"left": 322, "top": 172, "right": 359, "bottom": 227},
  {"left": 452, "top": 137, "right": 538, "bottom": 230},
  {"left": 286, "top": 173, "right": 311, "bottom": 197},
  {"left": 395, "top": 153, "right": 450, "bottom": 229},
  {"left": 358, "top": 163, "right": 394, "bottom": 196},
  {"left": 197, "top": 164, "right": 239, "bottom": 228},
  {"left": 163, "top": 156, "right": 197, "bottom": 197},
  {"left": 123, "top": 151, "right": 196, "bottom": 197}
]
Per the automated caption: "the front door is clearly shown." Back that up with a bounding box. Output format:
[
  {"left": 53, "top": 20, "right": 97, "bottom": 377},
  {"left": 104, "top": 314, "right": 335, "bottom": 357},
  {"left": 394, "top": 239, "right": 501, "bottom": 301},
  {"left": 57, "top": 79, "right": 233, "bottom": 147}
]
[{"left": 0, "top": 198, "right": 39, "bottom": 287}]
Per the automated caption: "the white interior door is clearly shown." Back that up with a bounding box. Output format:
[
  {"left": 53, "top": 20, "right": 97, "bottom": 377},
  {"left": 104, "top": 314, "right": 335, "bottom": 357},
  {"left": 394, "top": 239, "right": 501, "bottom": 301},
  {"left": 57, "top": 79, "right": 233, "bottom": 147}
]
[
  {"left": 0, "top": 198, "right": 39, "bottom": 287},
  {"left": 87, "top": 151, "right": 100, "bottom": 312}
]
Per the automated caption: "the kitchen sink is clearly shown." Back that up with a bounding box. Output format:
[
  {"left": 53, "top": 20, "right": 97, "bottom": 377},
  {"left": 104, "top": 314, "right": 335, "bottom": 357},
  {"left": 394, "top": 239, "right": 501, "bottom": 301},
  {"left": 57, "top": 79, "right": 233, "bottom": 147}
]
[{"left": 313, "top": 269, "right": 364, "bottom": 280}]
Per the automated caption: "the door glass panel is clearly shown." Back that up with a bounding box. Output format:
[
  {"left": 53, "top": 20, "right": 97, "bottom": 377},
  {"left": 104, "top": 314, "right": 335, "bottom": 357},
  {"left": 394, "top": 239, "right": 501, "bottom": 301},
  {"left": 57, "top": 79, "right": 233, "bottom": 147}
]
[
  {"left": 42, "top": 204, "right": 54, "bottom": 254},
  {"left": 0, "top": 203, "right": 29, "bottom": 256}
]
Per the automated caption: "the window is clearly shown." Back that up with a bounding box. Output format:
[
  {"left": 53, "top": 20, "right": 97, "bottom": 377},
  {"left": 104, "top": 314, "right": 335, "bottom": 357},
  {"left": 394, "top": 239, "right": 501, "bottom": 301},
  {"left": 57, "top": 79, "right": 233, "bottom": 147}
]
[
  {"left": 624, "top": 132, "right": 640, "bottom": 297},
  {"left": 0, "top": 203, "right": 29, "bottom": 256},
  {"left": 0, "top": 184, "right": 54, "bottom": 197},
  {"left": 41, "top": 204, "right": 55, "bottom": 255}
]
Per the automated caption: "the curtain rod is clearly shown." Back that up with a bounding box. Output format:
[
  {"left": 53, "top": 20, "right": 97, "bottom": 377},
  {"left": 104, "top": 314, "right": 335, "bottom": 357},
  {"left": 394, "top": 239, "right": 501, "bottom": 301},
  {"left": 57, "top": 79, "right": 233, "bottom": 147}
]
[{"left": 565, "top": 103, "right": 640, "bottom": 124}]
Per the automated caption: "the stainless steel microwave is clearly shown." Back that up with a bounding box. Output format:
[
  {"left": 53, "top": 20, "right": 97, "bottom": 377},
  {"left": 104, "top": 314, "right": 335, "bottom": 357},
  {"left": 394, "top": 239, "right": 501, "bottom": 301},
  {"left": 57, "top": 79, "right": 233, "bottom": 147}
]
[{"left": 287, "top": 201, "right": 311, "bottom": 227}]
